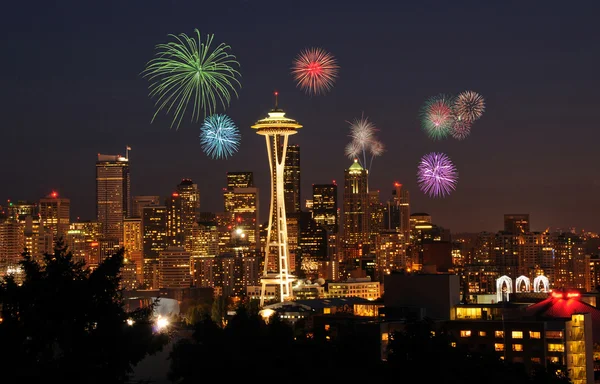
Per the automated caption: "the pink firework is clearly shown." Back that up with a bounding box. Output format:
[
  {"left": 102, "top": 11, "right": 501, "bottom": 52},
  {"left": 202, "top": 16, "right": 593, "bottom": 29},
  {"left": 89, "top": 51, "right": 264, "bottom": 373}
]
[
  {"left": 291, "top": 47, "right": 339, "bottom": 95},
  {"left": 450, "top": 118, "right": 472, "bottom": 140}
]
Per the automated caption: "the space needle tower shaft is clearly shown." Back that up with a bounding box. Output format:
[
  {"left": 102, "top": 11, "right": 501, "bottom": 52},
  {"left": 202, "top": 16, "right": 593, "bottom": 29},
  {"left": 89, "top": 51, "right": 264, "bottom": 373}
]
[{"left": 251, "top": 92, "right": 303, "bottom": 306}]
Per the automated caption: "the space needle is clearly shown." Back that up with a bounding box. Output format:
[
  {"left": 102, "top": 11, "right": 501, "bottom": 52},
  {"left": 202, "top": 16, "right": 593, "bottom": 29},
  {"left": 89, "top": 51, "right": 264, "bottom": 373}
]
[{"left": 251, "top": 92, "right": 302, "bottom": 306}]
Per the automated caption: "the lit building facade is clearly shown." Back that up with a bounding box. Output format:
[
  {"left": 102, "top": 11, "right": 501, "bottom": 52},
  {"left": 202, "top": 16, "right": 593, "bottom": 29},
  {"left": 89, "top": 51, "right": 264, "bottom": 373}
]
[
  {"left": 326, "top": 278, "right": 381, "bottom": 300},
  {"left": 123, "top": 217, "right": 143, "bottom": 284},
  {"left": 383, "top": 182, "right": 410, "bottom": 243},
  {"left": 376, "top": 229, "right": 407, "bottom": 281},
  {"left": 96, "top": 153, "right": 130, "bottom": 243},
  {"left": 552, "top": 233, "right": 589, "bottom": 290},
  {"left": 142, "top": 205, "right": 168, "bottom": 289},
  {"left": 159, "top": 246, "right": 192, "bottom": 289},
  {"left": 342, "top": 159, "right": 369, "bottom": 260},
  {"left": 39, "top": 191, "right": 70, "bottom": 240},
  {"left": 176, "top": 178, "right": 200, "bottom": 232},
  {"left": 284, "top": 144, "right": 301, "bottom": 214},
  {"left": 312, "top": 183, "right": 338, "bottom": 233}
]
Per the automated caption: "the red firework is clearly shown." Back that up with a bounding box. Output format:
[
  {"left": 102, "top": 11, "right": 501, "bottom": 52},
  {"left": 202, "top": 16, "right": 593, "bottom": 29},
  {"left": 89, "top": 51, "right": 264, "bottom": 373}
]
[
  {"left": 450, "top": 118, "right": 472, "bottom": 140},
  {"left": 291, "top": 47, "right": 339, "bottom": 95}
]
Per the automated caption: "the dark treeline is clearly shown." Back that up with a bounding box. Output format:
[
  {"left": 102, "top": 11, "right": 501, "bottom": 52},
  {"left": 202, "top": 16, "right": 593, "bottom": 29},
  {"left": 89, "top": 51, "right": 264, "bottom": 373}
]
[
  {"left": 0, "top": 241, "right": 168, "bottom": 384},
  {"left": 0, "top": 242, "right": 571, "bottom": 383},
  {"left": 168, "top": 307, "right": 571, "bottom": 383}
]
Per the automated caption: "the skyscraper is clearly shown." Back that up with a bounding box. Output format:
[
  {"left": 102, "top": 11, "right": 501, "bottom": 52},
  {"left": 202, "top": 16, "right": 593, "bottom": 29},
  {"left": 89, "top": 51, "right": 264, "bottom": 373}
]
[
  {"left": 142, "top": 205, "right": 168, "bottom": 289},
  {"left": 165, "top": 192, "right": 184, "bottom": 247},
  {"left": 39, "top": 191, "right": 70, "bottom": 241},
  {"left": 384, "top": 182, "right": 410, "bottom": 242},
  {"left": 312, "top": 183, "right": 338, "bottom": 233},
  {"left": 96, "top": 152, "right": 130, "bottom": 243},
  {"left": 251, "top": 93, "right": 302, "bottom": 305},
  {"left": 284, "top": 144, "right": 301, "bottom": 214},
  {"left": 342, "top": 159, "right": 369, "bottom": 259},
  {"left": 223, "top": 172, "right": 259, "bottom": 250},
  {"left": 176, "top": 178, "right": 200, "bottom": 232}
]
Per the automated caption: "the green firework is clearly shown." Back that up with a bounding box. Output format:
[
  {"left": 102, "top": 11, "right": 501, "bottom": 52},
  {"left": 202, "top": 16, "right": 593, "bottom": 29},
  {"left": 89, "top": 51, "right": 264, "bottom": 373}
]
[{"left": 142, "top": 29, "right": 241, "bottom": 130}]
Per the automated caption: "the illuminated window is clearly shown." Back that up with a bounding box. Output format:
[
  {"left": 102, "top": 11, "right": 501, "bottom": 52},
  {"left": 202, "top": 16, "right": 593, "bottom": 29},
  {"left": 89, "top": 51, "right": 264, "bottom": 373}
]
[
  {"left": 381, "top": 333, "right": 389, "bottom": 341},
  {"left": 512, "top": 344, "right": 523, "bottom": 351},
  {"left": 529, "top": 331, "right": 541, "bottom": 339},
  {"left": 324, "top": 324, "right": 330, "bottom": 331},
  {"left": 512, "top": 331, "right": 523, "bottom": 339},
  {"left": 460, "top": 330, "right": 472, "bottom": 337},
  {"left": 479, "top": 331, "right": 486, "bottom": 337},
  {"left": 546, "top": 331, "right": 563, "bottom": 339},
  {"left": 451, "top": 342, "right": 456, "bottom": 348},
  {"left": 531, "top": 357, "right": 541, "bottom": 364},
  {"left": 495, "top": 331, "right": 504, "bottom": 338},
  {"left": 495, "top": 343, "right": 505, "bottom": 351},
  {"left": 549, "top": 356, "right": 560, "bottom": 363},
  {"left": 548, "top": 343, "right": 565, "bottom": 352}
]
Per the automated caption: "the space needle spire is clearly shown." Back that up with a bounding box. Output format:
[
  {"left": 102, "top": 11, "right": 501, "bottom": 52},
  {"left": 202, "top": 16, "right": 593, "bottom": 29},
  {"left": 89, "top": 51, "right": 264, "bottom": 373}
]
[{"left": 251, "top": 92, "right": 303, "bottom": 306}]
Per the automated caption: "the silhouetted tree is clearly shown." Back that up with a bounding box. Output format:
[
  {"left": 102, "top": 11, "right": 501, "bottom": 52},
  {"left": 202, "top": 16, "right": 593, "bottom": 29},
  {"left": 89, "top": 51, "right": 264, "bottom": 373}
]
[{"left": 0, "top": 241, "right": 169, "bottom": 383}]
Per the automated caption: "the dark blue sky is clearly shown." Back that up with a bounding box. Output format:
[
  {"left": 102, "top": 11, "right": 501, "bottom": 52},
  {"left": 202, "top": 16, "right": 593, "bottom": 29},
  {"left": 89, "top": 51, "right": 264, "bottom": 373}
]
[{"left": 2, "top": 0, "right": 599, "bottom": 233}]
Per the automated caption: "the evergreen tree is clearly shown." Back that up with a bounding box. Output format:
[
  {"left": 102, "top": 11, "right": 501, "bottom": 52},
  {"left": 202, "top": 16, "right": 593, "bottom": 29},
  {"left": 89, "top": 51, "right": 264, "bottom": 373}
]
[{"left": 0, "top": 241, "right": 169, "bottom": 383}]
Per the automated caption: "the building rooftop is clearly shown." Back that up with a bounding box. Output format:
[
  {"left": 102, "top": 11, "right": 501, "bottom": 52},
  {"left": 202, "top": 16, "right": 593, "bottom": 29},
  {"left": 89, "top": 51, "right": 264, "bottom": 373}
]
[{"left": 523, "top": 290, "right": 600, "bottom": 342}]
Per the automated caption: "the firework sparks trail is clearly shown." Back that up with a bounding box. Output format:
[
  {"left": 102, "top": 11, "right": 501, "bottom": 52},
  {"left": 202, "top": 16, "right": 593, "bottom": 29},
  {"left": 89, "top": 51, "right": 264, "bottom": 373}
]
[
  {"left": 199, "top": 114, "right": 241, "bottom": 159},
  {"left": 345, "top": 114, "right": 381, "bottom": 170},
  {"left": 417, "top": 152, "right": 458, "bottom": 198},
  {"left": 142, "top": 29, "right": 241, "bottom": 130},
  {"left": 420, "top": 94, "right": 454, "bottom": 140},
  {"left": 450, "top": 118, "right": 472, "bottom": 140},
  {"left": 291, "top": 47, "right": 339, "bottom": 95},
  {"left": 453, "top": 90, "right": 485, "bottom": 122}
]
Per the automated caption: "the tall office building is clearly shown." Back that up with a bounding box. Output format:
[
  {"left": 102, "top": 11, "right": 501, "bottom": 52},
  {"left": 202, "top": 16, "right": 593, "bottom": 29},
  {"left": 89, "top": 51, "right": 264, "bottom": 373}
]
[
  {"left": 342, "top": 159, "right": 369, "bottom": 259},
  {"left": 368, "top": 190, "right": 384, "bottom": 247},
  {"left": 0, "top": 220, "right": 25, "bottom": 268},
  {"left": 123, "top": 217, "right": 143, "bottom": 284},
  {"left": 176, "top": 178, "right": 200, "bottom": 232},
  {"left": 552, "top": 233, "right": 589, "bottom": 290},
  {"left": 384, "top": 182, "right": 410, "bottom": 242},
  {"left": 131, "top": 196, "right": 160, "bottom": 218},
  {"left": 142, "top": 205, "right": 168, "bottom": 288},
  {"left": 96, "top": 152, "right": 130, "bottom": 243},
  {"left": 284, "top": 144, "right": 301, "bottom": 214},
  {"left": 223, "top": 172, "right": 259, "bottom": 250},
  {"left": 504, "top": 214, "right": 530, "bottom": 234},
  {"left": 39, "top": 191, "right": 70, "bottom": 241},
  {"left": 165, "top": 192, "right": 184, "bottom": 247},
  {"left": 312, "top": 183, "right": 338, "bottom": 233}
]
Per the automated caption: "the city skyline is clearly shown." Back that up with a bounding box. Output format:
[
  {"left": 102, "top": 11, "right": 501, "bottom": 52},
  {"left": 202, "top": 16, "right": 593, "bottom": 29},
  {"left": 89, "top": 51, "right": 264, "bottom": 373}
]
[{"left": 2, "top": 0, "right": 599, "bottom": 234}]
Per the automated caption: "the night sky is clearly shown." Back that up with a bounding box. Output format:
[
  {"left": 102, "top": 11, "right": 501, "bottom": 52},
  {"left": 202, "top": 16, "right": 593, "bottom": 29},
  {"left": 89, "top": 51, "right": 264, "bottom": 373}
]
[{"left": 2, "top": 0, "right": 599, "bottom": 234}]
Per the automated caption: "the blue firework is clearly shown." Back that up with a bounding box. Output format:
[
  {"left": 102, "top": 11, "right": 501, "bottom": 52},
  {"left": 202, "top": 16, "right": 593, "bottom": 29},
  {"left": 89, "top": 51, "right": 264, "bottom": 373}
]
[{"left": 200, "top": 114, "right": 241, "bottom": 159}]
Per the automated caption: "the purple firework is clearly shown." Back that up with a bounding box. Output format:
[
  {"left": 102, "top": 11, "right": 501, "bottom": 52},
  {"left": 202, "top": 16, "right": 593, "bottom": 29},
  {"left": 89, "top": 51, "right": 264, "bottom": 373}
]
[{"left": 417, "top": 152, "right": 458, "bottom": 198}]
